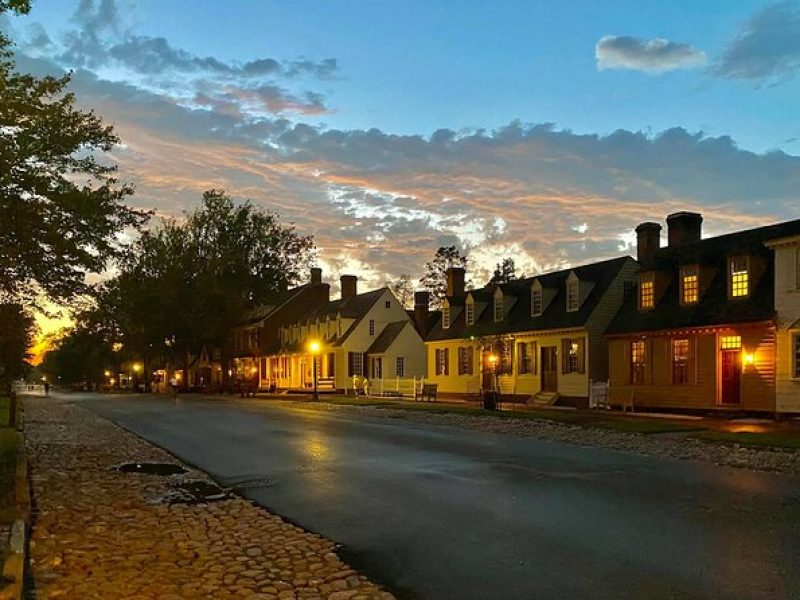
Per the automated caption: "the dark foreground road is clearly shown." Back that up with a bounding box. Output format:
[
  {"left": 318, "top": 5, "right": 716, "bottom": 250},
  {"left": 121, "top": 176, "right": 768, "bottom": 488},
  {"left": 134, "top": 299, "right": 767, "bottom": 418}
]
[{"left": 75, "top": 393, "right": 800, "bottom": 600}]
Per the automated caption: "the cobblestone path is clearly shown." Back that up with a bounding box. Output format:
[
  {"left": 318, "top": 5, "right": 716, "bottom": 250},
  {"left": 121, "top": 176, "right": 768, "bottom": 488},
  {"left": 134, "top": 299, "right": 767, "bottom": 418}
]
[{"left": 24, "top": 397, "right": 394, "bottom": 600}]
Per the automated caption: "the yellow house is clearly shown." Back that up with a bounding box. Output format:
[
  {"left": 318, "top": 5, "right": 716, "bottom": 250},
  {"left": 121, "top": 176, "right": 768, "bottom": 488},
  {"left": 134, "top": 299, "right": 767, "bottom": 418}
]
[{"left": 424, "top": 258, "right": 637, "bottom": 405}]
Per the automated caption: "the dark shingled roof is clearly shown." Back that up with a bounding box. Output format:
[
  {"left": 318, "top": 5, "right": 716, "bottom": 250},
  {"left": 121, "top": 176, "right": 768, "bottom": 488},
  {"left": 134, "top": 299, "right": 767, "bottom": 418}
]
[
  {"left": 366, "top": 321, "right": 409, "bottom": 354},
  {"left": 607, "top": 218, "right": 800, "bottom": 335},
  {"left": 306, "top": 288, "right": 386, "bottom": 321},
  {"left": 238, "top": 284, "right": 310, "bottom": 326},
  {"left": 427, "top": 256, "right": 635, "bottom": 341}
]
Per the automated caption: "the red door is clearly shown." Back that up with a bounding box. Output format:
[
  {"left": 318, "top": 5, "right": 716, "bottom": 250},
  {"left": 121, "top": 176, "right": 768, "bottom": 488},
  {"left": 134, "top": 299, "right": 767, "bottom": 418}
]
[{"left": 721, "top": 350, "right": 741, "bottom": 405}]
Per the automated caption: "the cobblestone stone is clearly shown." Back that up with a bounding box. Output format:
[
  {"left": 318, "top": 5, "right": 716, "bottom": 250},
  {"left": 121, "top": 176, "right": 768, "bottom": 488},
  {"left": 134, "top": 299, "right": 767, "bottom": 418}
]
[{"left": 24, "top": 397, "right": 393, "bottom": 599}]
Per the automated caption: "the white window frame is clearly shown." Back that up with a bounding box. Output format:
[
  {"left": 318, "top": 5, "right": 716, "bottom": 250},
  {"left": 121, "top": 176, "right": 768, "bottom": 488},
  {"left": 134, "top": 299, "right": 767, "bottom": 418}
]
[
  {"left": 566, "top": 278, "right": 579, "bottom": 312},
  {"left": 396, "top": 356, "right": 405, "bottom": 378},
  {"left": 729, "top": 256, "right": 749, "bottom": 298},
  {"left": 369, "top": 319, "right": 375, "bottom": 336},
  {"left": 442, "top": 306, "right": 451, "bottom": 329},
  {"left": 680, "top": 265, "right": 699, "bottom": 305},
  {"left": 465, "top": 299, "right": 474, "bottom": 325},
  {"left": 494, "top": 294, "right": 504, "bottom": 322},
  {"left": 531, "top": 284, "right": 543, "bottom": 316}
]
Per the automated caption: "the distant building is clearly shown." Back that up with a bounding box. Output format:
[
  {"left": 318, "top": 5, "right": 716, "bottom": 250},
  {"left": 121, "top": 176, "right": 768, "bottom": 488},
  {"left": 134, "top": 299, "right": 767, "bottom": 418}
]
[{"left": 606, "top": 212, "right": 800, "bottom": 413}]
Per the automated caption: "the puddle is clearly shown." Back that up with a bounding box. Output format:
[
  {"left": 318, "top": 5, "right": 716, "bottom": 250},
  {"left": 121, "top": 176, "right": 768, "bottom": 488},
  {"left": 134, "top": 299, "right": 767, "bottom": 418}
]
[
  {"left": 148, "top": 480, "right": 232, "bottom": 505},
  {"left": 116, "top": 462, "right": 188, "bottom": 476}
]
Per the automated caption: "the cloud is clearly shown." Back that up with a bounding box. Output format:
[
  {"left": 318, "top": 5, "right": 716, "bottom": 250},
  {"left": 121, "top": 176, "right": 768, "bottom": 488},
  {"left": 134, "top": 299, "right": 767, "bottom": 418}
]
[
  {"left": 596, "top": 35, "right": 706, "bottom": 73},
  {"left": 714, "top": 0, "right": 800, "bottom": 84}
]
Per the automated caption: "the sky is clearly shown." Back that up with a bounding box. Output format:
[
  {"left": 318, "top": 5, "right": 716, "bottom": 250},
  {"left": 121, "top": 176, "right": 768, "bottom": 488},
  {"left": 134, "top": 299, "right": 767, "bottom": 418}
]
[{"left": 5, "top": 0, "right": 800, "bottom": 347}]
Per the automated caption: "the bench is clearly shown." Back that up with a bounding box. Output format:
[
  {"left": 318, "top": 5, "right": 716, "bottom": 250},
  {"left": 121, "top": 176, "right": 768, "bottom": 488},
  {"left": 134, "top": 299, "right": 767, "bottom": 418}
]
[{"left": 416, "top": 383, "right": 438, "bottom": 402}]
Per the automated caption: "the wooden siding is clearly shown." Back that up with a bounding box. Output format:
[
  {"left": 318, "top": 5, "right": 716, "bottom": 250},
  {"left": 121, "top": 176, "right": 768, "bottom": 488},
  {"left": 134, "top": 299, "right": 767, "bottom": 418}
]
[{"left": 772, "top": 241, "right": 800, "bottom": 412}]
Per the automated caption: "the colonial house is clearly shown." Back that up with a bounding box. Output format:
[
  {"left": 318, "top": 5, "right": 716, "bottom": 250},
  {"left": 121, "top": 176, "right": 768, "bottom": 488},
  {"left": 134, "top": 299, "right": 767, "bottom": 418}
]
[
  {"left": 424, "top": 257, "right": 638, "bottom": 405},
  {"left": 606, "top": 211, "right": 800, "bottom": 414},
  {"left": 230, "top": 268, "right": 331, "bottom": 389},
  {"left": 264, "top": 276, "right": 427, "bottom": 393}
]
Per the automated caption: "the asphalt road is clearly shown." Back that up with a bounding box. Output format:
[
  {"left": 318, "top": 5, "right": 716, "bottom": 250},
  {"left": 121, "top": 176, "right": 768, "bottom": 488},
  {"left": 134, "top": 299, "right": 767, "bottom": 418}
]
[{"left": 73, "top": 393, "right": 800, "bottom": 600}]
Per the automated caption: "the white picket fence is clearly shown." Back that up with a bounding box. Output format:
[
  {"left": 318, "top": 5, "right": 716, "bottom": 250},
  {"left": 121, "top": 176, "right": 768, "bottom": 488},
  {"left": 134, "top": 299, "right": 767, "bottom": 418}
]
[{"left": 346, "top": 376, "right": 424, "bottom": 399}]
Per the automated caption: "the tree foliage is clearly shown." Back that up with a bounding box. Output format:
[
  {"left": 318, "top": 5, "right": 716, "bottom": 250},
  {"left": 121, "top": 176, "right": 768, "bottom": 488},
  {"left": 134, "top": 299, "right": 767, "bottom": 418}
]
[
  {"left": 488, "top": 258, "right": 517, "bottom": 286},
  {"left": 0, "top": 302, "right": 33, "bottom": 392},
  {"left": 41, "top": 325, "right": 115, "bottom": 388},
  {"left": 419, "top": 246, "right": 468, "bottom": 308},
  {"left": 0, "top": 2, "right": 148, "bottom": 306},
  {"left": 388, "top": 274, "right": 414, "bottom": 308}
]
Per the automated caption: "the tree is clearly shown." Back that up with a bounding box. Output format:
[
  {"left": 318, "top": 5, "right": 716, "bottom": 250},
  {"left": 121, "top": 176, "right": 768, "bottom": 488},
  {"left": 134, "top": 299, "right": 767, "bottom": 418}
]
[
  {"left": 419, "top": 246, "right": 468, "bottom": 308},
  {"left": 0, "top": 1, "right": 148, "bottom": 307},
  {"left": 41, "top": 325, "right": 116, "bottom": 389},
  {"left": 388, "top": 274, "right": 414, "bottom": 308},
  {"left": 0, "top": 303, "right": 33, "bottom": 393},
  {"left": 488, "top": 258, "right": 517, "bottom": 286}
]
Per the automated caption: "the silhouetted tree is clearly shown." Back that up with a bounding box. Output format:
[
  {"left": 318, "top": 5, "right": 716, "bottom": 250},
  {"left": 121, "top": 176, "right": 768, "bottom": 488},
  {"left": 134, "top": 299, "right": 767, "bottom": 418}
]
[
  {"left": 389, "top": 274, "right": 414, "bottom": 308},
  {"left": 419, "top": 246, "right": 468, "bottom": 309},
  {"left": 488, "top": 258, "right": 517, "bottom": 286}
]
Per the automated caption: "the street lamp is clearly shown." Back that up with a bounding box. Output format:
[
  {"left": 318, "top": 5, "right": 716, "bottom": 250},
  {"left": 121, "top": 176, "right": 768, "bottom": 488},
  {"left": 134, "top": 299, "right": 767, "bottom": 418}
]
[
  {"left": 308, "top": 340, "right": 321, "bottom": 401},
  {"left": 485, "top": 353, "right": 499, "bottom": 410}
]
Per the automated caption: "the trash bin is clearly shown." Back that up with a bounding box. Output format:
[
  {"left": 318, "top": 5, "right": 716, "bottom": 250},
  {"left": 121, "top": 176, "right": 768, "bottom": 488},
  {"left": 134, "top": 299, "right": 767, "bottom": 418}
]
[{"left": 483, "top": 391, "right": 498, "bottom": 410}]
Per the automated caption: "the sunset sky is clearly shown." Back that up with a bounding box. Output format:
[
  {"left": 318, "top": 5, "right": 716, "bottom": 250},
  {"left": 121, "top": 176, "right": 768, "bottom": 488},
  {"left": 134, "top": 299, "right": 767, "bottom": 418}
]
[{"left": 5, "top": 0, "right": 800, "bottom": 347}]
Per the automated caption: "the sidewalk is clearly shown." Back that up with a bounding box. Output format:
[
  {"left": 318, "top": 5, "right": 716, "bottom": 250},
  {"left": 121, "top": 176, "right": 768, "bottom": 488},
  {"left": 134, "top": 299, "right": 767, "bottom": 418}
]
[{"left": 24, "top": 396, "right": 394, "bottom": 600}]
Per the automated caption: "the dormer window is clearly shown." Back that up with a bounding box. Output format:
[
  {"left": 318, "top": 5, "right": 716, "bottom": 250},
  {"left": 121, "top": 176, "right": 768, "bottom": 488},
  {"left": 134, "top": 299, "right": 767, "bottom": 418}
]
[
  {"left": 531, "top": 282, "right": 543, "bottom": 316},
  {"left": 680, "top": 265, "right": 699, "bottom": 305},
  {"left": 639, "top": 272, "right": 654, "bottom": 310},
  {"left": 730, "top": 256, "right": 749, "bottom": 298},
  {"left": 465, "top": 298, "right": 475, "bottom": 326},
  {"left": 442, "top": 304, "right": 451, "bottom": 329},
  {"left": 566, "top": 277, "right": 579, "bottom": 312},
  {"left": 493, "top": 291, "right": 504, "bottom": 322}
]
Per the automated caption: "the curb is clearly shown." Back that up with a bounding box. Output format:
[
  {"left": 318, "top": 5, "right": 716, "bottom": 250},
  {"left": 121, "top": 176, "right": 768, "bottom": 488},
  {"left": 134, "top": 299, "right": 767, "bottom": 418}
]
[{"left": 0, "top": 429, "right": 30, "bottom": 600}]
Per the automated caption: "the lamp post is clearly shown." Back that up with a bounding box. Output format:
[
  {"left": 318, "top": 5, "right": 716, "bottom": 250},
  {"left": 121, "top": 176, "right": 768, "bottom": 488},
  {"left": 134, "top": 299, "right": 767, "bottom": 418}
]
[
  {"left": 308, "top": 340, "right": 321, "bottom": 401},
  {"left": 485, "top": 353, "right": 499, "bottom": 410},
  {"left": 132, "top": 362, "right": 142, "bottom": 392}
]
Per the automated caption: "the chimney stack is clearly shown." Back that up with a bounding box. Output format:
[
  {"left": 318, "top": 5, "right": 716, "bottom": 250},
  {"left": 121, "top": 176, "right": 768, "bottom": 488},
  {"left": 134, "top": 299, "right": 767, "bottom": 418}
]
[
  {"left": 340, "top": 275, "right": 357, "bottom": 300},
  {"left": 445, "top": 267, "right": 466, "bottom": 299},
  {"left": 635, "top": 222, "right": 662, "bottom": 267},
  {"left": 414, "top": 291, "right": 430, "bottom": 336},
  {"left": 310, "top": 267, "right": 322, "bottom": 285},
  {"left": 666, "top": 211, "right": 703, "bottom": 248}
]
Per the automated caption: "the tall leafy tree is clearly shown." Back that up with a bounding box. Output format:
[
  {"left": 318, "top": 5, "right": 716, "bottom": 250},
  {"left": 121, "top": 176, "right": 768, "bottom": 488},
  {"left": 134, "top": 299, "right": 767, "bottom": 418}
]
[
  {"left": 388, "top": 274, "right": 414, "bottom": 308},
  {"left": 419, "top": 246, "right": 468, "bottom": 308},
  {"left": 0, "top": 0, "right": 148, "bottom": 306},
  {"left": 0, "top": 303, "right": 33, "bottom": 392},
  {"left": 488, "top": 258, "right": 517, "bottom": 286}
]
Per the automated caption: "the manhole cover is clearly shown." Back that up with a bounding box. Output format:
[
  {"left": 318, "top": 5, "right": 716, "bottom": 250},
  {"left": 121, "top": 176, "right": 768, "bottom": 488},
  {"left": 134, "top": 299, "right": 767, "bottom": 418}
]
[
  {"left": 116, "top": 462, "right": 188, "bottom": 476},
  {"left": 148, "top": 481, "right": 232, "bottom": 505}
]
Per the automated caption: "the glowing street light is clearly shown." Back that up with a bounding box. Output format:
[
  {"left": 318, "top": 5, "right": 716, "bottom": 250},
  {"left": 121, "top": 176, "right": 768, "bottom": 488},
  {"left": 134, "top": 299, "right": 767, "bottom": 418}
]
[{"left": 308, "top": 340, "right": 322, "bottom": 401}]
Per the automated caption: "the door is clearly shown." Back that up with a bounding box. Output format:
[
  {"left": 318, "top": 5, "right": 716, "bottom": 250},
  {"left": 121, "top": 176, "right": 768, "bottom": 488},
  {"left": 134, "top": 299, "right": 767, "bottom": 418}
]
[
  {"left": 541, "top": 346, "right": 558, "bottom": 392},
  {"left": 720, "top": 350, "right": 741, "bottom": 405}
]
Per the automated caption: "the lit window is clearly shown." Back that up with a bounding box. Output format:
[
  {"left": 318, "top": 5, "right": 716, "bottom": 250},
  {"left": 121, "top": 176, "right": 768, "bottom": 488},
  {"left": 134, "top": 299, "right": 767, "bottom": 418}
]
[
  {"left": 681, "top": 266, "right": 699, "bottom": 305},
  {"left": 567, "top": 279, "right": 579, "bottom": 311},
  {"left": 631, "top": 340, "right": 646, "bottom": 384},
  {"left": 494, "top": 295, "right": 504, "bottom": 321},
  {"left": 672, "top": 339, "right": 690, "bottom": 384},
  {"left": 639, "top": 273, "right": 654, "bottom": 309},
  {"left": 369, "top": 319, "right": 375, "bottom": 336},
  {"left": 531, "top": 285, "right": 543, "bottom": 316},
  {"left": 563, "top": 338, "right": 583, "bottom": 374},
  {"left": 793, "top": 333, "right": 800, "bottom": 378},
  {"left": 720, "top": 335, "right": 742, "bottom": 350},
  {"left": 730, "top": 256, "right": 749, "bottom": 297},
  {"left": 442, "top": 306, "right": 451, "bottom": 329},
  {"left": 465, "top": 300, "right": 474, "bottom": 326},
  {"left": 396, "top": 356, "right": 405, "bottom": 377}
]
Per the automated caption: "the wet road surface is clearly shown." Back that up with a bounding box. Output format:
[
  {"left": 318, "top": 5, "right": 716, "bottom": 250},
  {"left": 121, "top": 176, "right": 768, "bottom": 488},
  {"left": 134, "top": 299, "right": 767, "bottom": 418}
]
[{"left": 74, "top": 394, "right": 800, "bottom": 600}]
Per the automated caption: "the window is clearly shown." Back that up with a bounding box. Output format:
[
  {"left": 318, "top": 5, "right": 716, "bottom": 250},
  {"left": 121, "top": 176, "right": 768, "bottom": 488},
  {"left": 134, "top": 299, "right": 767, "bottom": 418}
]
[
  {"left": 720, "top": 335, "right": 741, "bottom": 350},
  {"left": 494, "top": 295, "right": 504, "bottom": 322},
  {"left": 435, "top": 348, "right": 449, "bottom": 376},
  {"left": 730, "top": 256, "right": 749, "bottom": 298},
  {"left": 385, "top": 301, "right": 391, "bottom": 309},
  {"left": 631, "top": 340, "right": 646, "bottom": 384},
  {"left": 793, "top": 333, "right": 800, "bottom": 379},
  {"left": 672, "top": 339, "right": 690, "bottom": 384},
  {"left": 639, "top": 273, "right": 654, "bottom": 310},
  {"left": 531, "top": 286, "right": 543, "bottom": 316},
  {"left": 457, "top": 346, "right": 474, "bottom": 375},
  {"left": 465, "top": 300, "right": 475, "bottom": 326},
  {"left": 371, "top": 357, "right": 382, "bottom": 379},
  {"left": 566, "top": 279, "right": 579, "bottom": 312},
  {"left": 442, "top": 306, "right": 451, "bottom": 329},
  {"left": 396, "top": 356, "right": 405, "bottom": 377},
  {"left": 347, "top": 352, "right": 364, "bottom": 377},
  {"left": 680, "top": 266, "right": 699, "bottom": 305},
  {"left": 369, "top": 319, "right": 375, "bottom": 336},
  {"left": 518, "top": 342, "right": 536, "bottom": 374},
  {"left": 562, "top": 338, "right": 584, "bottom": 374},
  {"left": 499, "top": 340, "right": 513, "bottom": 375}
]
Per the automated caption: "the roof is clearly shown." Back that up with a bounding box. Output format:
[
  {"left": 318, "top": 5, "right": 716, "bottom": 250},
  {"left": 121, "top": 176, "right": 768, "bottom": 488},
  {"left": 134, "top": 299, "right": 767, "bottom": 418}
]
[
  {"left": 426, "top": 256, "right": 635, "bottom": 341},
  {"left": 366, "top": 321, "right": 409, "bottom": 354},
  {"left": 306, "top": 288, "right": 386, "bottom": 321},
  {"left": 607, "top": 218, "right": 800, "bottom": 335},
  {"left": 237, "top": 284, "right": 310, "bottom": 327}
]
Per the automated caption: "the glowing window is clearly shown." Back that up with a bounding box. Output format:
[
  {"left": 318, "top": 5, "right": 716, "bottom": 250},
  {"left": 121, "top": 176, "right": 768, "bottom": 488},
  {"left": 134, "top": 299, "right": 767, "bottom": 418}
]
[
  {"left": 730, "top": 257, "right": 749, "bottom": 297},
  {"left": 465, "top": 300, "right": 474, "bottom": 325},
  {"left": 672, "top": 339, "right": 690, "bottom": 384},
  {"left": 631, "top": 340, "right": 646, "bottom": 384},
  {"left": 639, "top": 273, "right": 654, "bottom": 309},
  {"left": 681, "top": 266, "right": 699, "bottom": 305},
  {"left": 720, "top": 335, "right": 742, "bottom": 350}
]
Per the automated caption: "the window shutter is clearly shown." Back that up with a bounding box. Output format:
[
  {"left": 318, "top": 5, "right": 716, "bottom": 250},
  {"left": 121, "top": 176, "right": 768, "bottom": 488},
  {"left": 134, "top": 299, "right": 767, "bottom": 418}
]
[
  {"left": 468, "top": 346, "right": 474, "bottom": 375},
  {"left": 561, "top": 339, "right": 569, "bottom": 374},
  {"left": 532, "top": 341, "right": 538, "bottom": 375},
  {"left": 444, "top": 348, "right": 450, "bottom": 376},
  {"left": 578, "top": 338, "right": 586, "bottom": 374},
  {"left": 348, "top": 352, "right": 354, "bottom": 377}
]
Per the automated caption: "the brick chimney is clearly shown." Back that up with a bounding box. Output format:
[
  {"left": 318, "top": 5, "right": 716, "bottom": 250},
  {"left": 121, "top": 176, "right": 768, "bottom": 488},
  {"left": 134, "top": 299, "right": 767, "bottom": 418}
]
[
  {"left": 310, "top": 267, "right": 322, "bottom": 285},
  {"left": 446, "top": 267, "right": 465, "bottom": 299},
  {"left": 667, "top": 211, "right": 703, "bottom": 248},
  {"left": 340, "top": 275, "right": 357, "bottom": 300},
  {"left": 414, "top": 291, "right": 430, "bottom": 336},
  {"left": 635, "top": 222, "right": 662, "bottom": 267}
]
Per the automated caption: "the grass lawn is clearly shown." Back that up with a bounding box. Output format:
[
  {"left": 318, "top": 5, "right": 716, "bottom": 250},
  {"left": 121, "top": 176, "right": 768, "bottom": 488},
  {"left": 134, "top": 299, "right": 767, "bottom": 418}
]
[
  {"left": 693, "top": 430, "right": 800, "bottom": 450},
  {"left": 315, "top": 395, "right": 704, "bottom": 435}
]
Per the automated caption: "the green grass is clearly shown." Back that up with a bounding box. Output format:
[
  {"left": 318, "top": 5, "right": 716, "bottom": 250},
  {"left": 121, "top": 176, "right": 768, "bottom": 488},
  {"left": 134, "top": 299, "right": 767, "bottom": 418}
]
[{"left": 693, "top": 430, "right": 800, "bottom": 450}]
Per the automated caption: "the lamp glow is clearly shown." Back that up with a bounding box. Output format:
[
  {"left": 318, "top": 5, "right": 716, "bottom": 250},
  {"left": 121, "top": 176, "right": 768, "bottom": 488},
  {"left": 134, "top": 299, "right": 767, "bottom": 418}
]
[
  {"left": 744, "top": 352, "right": 755, "bottom": 365},
  {"left": 308, "top": 340, "right": 321, "bottom": 354}
]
